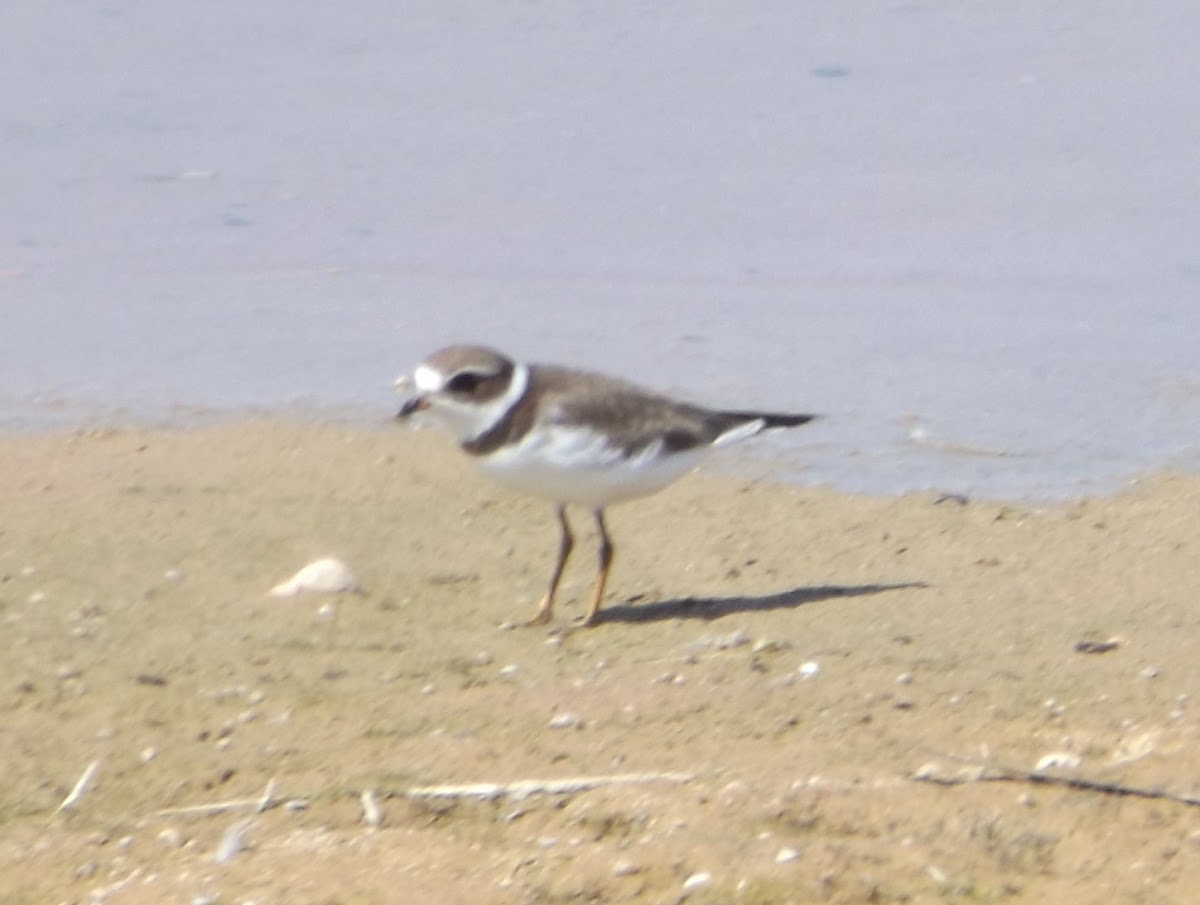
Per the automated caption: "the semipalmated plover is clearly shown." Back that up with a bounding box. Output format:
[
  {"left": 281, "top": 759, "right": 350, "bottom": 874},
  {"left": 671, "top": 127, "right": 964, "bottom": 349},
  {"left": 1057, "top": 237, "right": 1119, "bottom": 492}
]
[{"left": 395, "top": 345, "right": 817, "bottom": 627}]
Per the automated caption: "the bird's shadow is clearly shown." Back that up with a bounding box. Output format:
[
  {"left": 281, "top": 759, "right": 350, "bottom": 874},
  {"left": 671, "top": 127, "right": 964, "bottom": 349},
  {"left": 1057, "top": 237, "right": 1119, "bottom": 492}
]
[{"left": 591, "top": 581, "right": 927, "bottom": 626}]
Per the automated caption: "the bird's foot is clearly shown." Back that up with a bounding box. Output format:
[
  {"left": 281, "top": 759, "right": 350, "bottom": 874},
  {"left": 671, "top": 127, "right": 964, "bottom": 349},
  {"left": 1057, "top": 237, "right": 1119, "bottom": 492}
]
[{"left": 524, "top": 608, "right": 553, "bottom": 628}]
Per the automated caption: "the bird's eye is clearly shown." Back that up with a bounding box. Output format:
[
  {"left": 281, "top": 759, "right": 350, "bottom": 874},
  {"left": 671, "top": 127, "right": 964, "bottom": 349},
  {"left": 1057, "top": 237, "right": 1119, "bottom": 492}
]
[{"left": 447, "top": 372, "right": 482, "bottom": 394}]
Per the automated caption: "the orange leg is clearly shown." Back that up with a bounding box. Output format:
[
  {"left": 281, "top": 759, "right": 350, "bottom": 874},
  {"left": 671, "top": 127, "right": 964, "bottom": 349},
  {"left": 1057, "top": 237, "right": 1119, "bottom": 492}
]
[
  {"left": 527, "top": 505, "right": 573, "bottom": 626},
  {"left": 581, "top": 508, "right": 614, "bottom": 627}
]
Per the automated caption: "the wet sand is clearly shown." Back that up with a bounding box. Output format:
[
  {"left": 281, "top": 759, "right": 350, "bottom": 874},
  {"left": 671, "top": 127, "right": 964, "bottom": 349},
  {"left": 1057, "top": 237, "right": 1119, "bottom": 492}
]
[{"left": 2, "top": 421, "right": 1199, "bottom": 903}]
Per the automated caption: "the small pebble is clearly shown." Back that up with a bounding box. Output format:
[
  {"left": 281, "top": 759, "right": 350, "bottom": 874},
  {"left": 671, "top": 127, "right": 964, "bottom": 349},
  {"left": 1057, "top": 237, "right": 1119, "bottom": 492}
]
[
  {"left": 716, "top": 629, "right": 750, "bottom": 650},
  {"left": 1139, "top": 666, "right": 1160, "bottom": 680},
  {"left": 752, "top": 638, "right": 790, "bottom": 654},
  {"left": 158, "top": 827, "right": 184, "bottom": 848},
  {"left": 547, "top": 712, "right": 582, "bottom": 730},
  {"left": 612, "top": 858, "right": 640, "bottom": 877},
  {"left": 74, "top": 861, "right": 99, "bottom": 880},
  {"left": 896, "top": 672, "right": 913, "bottom": 685},
  {"left": 1034, "top": 752, "right": 1081, "bottom": 772},
  {"left": 775, "top": 847, "right": 799, "bottom": 864},
  {"left": 499, "top": 664, "right": 519, "bottom": 679},
  {"left": 799, "top": 661, "right": 820, "bottom": 679}
]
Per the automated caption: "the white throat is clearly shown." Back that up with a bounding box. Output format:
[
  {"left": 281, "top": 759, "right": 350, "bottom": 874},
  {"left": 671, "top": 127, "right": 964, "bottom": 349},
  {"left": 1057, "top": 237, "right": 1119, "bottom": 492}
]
[{"left": 425, "top": 362, "right": 531, "bottom": 444}]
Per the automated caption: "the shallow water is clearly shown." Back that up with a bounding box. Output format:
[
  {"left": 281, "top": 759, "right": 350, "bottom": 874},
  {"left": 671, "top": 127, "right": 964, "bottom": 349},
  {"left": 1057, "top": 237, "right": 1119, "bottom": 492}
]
[{"left": 3, "top": 2, "right": 1198, "bottom": 498}]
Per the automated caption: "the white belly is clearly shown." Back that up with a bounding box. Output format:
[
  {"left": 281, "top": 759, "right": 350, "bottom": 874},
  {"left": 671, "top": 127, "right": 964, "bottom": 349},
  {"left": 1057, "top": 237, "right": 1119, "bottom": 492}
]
[{"left": 477, "top": 425, "right": 706, "bottom": 507}]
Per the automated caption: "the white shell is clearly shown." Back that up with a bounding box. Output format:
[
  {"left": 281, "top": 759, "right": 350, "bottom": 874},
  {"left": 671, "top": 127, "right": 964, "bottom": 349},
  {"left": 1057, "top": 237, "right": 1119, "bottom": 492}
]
[
  {"left": 682, "top": 872, "right": 712, "bottom": 892},
  {"left": 268, "top": 558, "right": 364, "bottom": 597},
  {"left": 213, "top": 819, "right": 252, "bottom": 864}
]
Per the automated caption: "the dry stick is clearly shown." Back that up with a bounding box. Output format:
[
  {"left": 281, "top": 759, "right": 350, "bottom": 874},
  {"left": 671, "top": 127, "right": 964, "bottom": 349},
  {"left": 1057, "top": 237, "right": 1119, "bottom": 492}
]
[
  {"left": 157, "top": 778, "right": 282, "bottom": 818},
  {"left": 157, "top": 772, "right": 692, "bottom": 821},
  {"left": 913, "top": 754, "right": 1200, "bottom": 807},
  {"left": 156, "top": 799, "right": 268, "bottom": 818},
  {"left": 394, "top": 771, "right": 695, "bottom": 802}
]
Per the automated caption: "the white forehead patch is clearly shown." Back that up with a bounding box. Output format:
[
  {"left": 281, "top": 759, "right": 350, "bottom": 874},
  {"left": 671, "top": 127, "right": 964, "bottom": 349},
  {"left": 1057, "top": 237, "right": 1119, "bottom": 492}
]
[{"left": 413, "top": 365, "right": 446, "bottom": 392}]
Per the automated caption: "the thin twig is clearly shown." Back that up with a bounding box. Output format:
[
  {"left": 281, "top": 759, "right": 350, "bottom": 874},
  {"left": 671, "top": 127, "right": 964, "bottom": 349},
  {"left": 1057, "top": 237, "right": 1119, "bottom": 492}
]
[
  {"left": 257, "top": 778, "right": 278, "bottom": 814},
  {"left": 913, "top": 753, "right": 1200, "bottom": 807},
  {"left": 158, "top": 778, "right": 282, "bottom": 817},
  {"left": 156, "top": 799, "right": 265, "bottom": 817},
  {"left": 56, "top": 760, "right": 101, "bottom": 814},
  {"left": 394, "top": 771, "right": 694, "bottom": 802}
]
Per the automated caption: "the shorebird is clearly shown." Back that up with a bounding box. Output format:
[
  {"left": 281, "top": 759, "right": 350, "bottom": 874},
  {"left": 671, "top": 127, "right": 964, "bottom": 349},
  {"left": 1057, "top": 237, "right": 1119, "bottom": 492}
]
[{"left": 395, "top": 345, "right": 818, "bottom": 626}]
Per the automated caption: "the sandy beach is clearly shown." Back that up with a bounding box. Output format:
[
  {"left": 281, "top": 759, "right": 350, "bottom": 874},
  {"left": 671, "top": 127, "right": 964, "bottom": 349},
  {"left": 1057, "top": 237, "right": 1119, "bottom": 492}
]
[{"left": 2, "top": 420, "right": 1199, "bottom": 903}]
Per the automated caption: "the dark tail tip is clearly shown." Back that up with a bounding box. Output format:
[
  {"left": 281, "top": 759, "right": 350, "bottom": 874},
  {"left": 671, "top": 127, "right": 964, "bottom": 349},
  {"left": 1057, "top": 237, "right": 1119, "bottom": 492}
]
[{"left": 761, "top": 412, "right": 819, "bottom": 429}]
